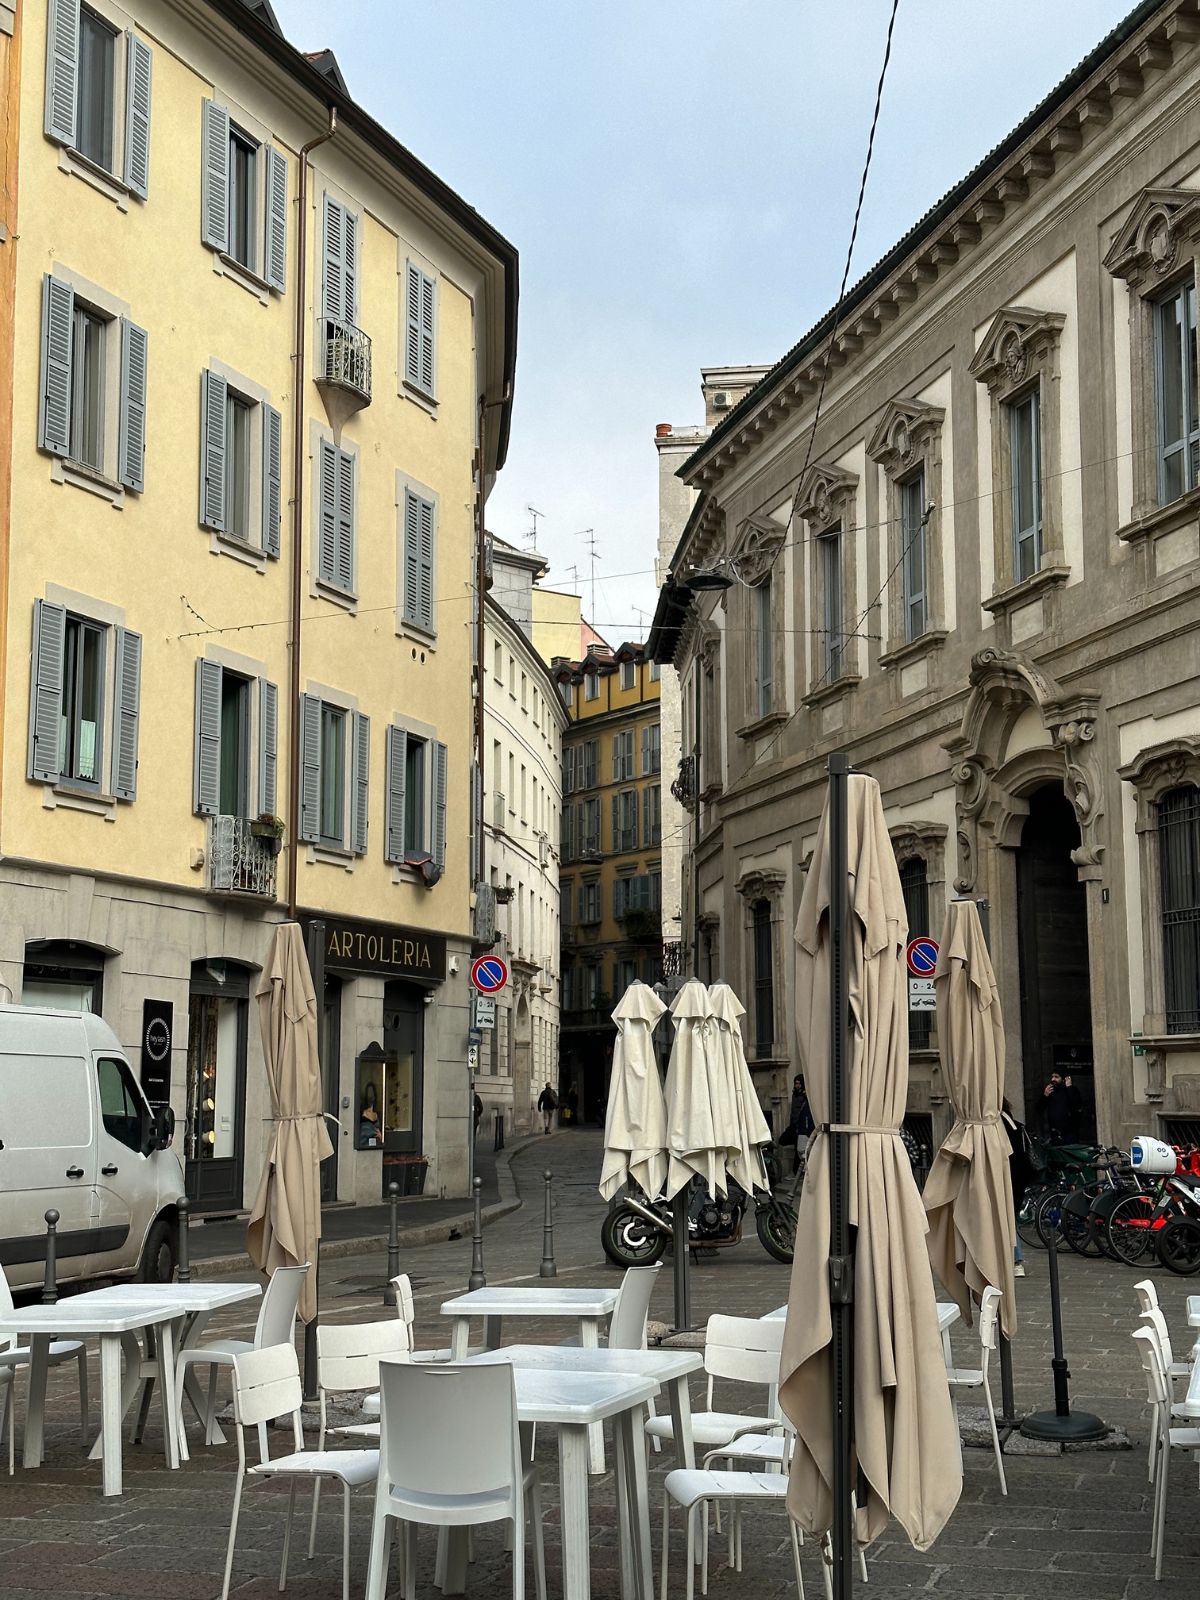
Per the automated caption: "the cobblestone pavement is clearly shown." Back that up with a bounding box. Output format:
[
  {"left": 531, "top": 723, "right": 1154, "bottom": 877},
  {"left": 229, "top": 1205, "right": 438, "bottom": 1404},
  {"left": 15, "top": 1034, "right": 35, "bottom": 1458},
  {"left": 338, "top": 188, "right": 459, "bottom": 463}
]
[{"left": 1, "top": 1129, "right": 1197, "bottom": 1599}]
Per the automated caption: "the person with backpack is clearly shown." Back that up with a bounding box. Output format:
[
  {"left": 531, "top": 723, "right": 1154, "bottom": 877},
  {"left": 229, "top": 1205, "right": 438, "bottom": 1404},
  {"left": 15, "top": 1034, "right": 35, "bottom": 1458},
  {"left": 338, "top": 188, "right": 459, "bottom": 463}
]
[{"left": 537, "top": 1082, "right": 558, "bottom": 1134}]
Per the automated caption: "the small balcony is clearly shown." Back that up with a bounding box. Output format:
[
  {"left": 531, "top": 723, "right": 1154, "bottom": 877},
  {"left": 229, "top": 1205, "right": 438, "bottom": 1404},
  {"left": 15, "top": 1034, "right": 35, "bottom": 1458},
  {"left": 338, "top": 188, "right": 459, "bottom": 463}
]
[
  {"left": 320, "top": 318, "right": 372, "bottom": 407},
  {"left": 208, "top": 815, "right": 278, "bottom": 899}
]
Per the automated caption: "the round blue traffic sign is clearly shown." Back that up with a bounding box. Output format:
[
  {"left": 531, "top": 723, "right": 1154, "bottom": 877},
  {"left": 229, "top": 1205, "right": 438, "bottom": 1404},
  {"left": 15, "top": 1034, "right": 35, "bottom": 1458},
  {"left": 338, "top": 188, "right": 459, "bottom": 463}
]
[
  {"left": 906, "top": 937, "right": 939, "bottom": 977},
  {"left": 471, "top": 955, "right": 509, "bottom": 994}
]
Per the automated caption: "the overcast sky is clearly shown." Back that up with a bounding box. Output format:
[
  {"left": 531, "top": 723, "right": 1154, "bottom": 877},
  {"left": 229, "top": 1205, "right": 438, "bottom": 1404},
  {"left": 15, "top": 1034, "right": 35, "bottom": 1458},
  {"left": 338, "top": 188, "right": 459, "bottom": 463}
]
[{"left": 274, "top": 0, "right": 1134, "bottom": 641}]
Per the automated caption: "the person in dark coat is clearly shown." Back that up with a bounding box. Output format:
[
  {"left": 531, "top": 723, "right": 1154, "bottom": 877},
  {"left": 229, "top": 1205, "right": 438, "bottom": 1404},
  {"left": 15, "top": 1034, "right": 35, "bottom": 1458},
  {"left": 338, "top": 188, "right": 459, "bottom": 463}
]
[
  {"left": 780, "top": 1075, "right": 815, "bottom": 1173},
  {"left": 1001, "top": 1097, "right": 1033, "bottom": 1277},
  {"left": 537, "top": 1082, "right": 558, "bottom": 1134},
  {"left": 1041, "top": 1071, "right": 1083, "bottom": 1144}
]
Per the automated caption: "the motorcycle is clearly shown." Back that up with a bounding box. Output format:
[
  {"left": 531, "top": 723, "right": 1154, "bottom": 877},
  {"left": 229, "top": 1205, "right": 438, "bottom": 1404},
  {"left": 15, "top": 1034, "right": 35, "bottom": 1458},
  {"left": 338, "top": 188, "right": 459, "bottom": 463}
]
[{"left": 600, "top": 1145, "right": 799, "bottom": 1268}]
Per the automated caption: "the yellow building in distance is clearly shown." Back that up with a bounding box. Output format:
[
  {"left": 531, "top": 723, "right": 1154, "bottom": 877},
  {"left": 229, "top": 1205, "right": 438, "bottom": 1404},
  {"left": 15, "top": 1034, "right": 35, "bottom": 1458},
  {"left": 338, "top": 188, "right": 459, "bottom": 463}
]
[
  {"left": 0, "top": 0, "right": 517, "bottom": 1220},
  {"left": 553, "top": 641, "right": 662, "bottom": 1120}
]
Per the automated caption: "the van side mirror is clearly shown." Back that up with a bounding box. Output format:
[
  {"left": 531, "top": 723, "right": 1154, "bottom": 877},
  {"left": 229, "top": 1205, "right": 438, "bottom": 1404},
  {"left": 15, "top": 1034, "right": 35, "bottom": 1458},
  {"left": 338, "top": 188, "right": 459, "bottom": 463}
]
[{"left": 154, "top": 1106, "right": 176, "bottom": 1151}]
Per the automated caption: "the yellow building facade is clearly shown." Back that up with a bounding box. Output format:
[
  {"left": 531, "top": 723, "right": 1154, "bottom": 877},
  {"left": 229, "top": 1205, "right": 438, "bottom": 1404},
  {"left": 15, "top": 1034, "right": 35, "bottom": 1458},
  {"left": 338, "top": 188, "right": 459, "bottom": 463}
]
[
  {"left": 554, "top": 643, "right": 662, "bottom": 1120},
  {"left": 0, "top": 0, "right": 516, "bottom": 1214}
]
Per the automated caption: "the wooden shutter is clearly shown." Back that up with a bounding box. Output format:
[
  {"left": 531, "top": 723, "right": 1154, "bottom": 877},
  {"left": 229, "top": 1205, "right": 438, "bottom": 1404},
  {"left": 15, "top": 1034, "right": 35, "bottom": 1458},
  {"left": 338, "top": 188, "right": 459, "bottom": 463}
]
[
  {"left": 335, "top": 447, "right": 354, "bottom": 591},
  {"left": 44, "top": 0, "right": 79, "bottom": 146},
  {"left": 111, "top": 627, "right": 142, "bottom": 801},
  {"left": 258, "top": 678, "right": 278, "bottom": 817},
  {"left": 193, "top": 658, "right": 222, "bottom": 816},
  {"left": 38, "top": 275, "right": 74, "bottom": 457},
  {"left": 118, "top": 320, "right": 148, "bottom": 492},
  {"left": 351, "top": 711, "right": 370, "bottom": 856},
  {"left": 298, "top": 693, "right": 322, "bottom": 843},
  {"left": 343, "top": 210, "right": 358, "bottom": 323},
  {"left": 405, "top": 263, "right": 435, "bottom": 393},
  {"left": 641, "top": 725, "right": 650, "bottom": 775},
  {"left": 322, "top": 195, "right": 349, "bottom": 323},
  {"left": 200, "top": 100, "right": 230, "bottom": 253},
  {"left": 123, "top": 34, "right": 152, "bottom": 198},
  {"left": 385, "top": 724, "right": 407, "bottom": 864},
  {"left": 317, "top": 438, "right": 337, "bottom": 585},
  {"left": 200, "top": 369, "right": 227, "bottom": 530},
  {"left": 416, "top": 495, "right": 434, "bottom": 632},
  {"left": 419, "top": 272, "right": 435, "bottom": 394},
  {"left": 264, "top": 145, "right": 287, "bottom": 294},
  {"left": 611, "top": 794, "right": 618, "bottom": 851},
  {"left": 433, "top": 741, "right": 448, "bottom": 870},
  {"left": 28, "top": 600, "right": 66, "bottom": 784},
  {"left": 261, "top": 403, "right": 282, "bottom": 557},
  {"left": 563, "top": 746, "right": 575, "bottom": 795}
]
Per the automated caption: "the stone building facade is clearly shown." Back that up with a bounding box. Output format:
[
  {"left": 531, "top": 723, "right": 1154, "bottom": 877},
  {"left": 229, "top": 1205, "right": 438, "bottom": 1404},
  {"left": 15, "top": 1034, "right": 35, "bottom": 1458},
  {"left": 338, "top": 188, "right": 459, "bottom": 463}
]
[{"left": 650, "top": 0, "right": 1200, "bottom": 1150}]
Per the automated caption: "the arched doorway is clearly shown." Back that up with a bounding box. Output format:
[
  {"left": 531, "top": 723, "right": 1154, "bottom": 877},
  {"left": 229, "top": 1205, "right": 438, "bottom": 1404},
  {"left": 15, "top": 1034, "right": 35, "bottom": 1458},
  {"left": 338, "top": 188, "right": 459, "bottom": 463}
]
[{"left": 1016, "top": 786, "right": 1096, "bottom": 1143}]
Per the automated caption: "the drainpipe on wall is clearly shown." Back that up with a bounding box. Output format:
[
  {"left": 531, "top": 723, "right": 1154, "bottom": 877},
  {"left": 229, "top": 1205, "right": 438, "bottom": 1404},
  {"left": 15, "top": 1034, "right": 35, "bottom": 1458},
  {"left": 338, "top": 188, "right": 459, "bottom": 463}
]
[
  {"left": 286, "top": 108, "right": 337, "bottom": 920},
  {"left": 0, "top": 6, "right": 22, "bottom": 858}
]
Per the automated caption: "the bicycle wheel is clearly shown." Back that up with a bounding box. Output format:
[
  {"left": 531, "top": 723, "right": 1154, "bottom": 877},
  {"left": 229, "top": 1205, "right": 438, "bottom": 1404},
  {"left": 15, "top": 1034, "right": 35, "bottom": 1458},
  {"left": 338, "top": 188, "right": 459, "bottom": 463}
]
[
  {"left": 1106, "top": 1192, "right": 1158, "bottom": 1265},
  {"left": 1035, "top": 1188, "right": 1068, "bottom": 1249},
  {"left": 1158, "top": 1217, "right": 1200, "bottom": 1275},
  {"left": 1061, "top": 1185, "right": 1105, "bottom": 1258},
  {"left": 1017, "top": 1187, "right": 1048, "bottom": 1251}
]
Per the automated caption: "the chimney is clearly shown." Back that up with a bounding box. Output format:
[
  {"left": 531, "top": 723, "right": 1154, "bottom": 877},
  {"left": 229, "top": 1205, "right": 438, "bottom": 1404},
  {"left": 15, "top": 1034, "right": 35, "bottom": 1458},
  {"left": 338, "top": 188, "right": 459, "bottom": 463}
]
[{"left": 655, "top": 423, "right": 672, "bottom": 438}]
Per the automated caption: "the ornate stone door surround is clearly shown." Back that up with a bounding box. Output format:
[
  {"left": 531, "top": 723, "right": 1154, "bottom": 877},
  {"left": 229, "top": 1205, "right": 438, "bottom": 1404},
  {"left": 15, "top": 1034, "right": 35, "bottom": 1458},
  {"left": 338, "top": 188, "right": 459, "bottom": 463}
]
[{"left": 943, "top": 646, "right": 1112, "bottom": 1131}]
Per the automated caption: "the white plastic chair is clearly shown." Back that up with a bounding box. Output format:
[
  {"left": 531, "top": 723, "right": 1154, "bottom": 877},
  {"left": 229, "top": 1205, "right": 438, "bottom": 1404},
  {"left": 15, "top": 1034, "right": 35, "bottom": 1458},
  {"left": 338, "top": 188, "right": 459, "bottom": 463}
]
[
  {"left": 646, "top": 1313, "right": 783, "bottom": 1460},
  {"left": 1132, "top": 1325, "right": 1200, "bottom": 1581},
  {"left": 944, "top": 1286, "right": 1006, "bottom": 1495},
  {"left": 389, "top": 1272, "right": 480, "bottom": 1362},
  {"left": 0, "top": 1366, "right": 13, "bottom": 1475},
  {"left": 0, "top": 1263, "right": 88, "bottom": 1448},
  {"left": 177, "top": 1262, "right": 307, "bottom": 1460},
  {"left": 219, "top": 1342, "right": 377, "bottom": 1600},
  {"left": 363, "top": 1360, "right": 546, "bottom": 1600},
  {"left": 308, "top": 1317, "right": 412, "bottom": 1559},
  {"left": 1136, "top": 1305, "right": 1194, "bottom": 1483}
]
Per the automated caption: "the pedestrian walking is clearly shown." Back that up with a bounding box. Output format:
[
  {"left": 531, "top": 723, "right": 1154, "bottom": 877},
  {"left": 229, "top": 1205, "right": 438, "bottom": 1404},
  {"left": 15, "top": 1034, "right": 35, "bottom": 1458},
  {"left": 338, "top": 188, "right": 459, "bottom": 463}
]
[
  {"left": 779, "top": 1073, "right": 814, "bottom": 1174},
  {"left": 1001, "top": 1096, "right": 1033, "bottom": 1277},
  {"left": 1040, "top": 1070, "right": 1083, "bottom": 1144},
  {"left": 473, "top": 1091, "right": 483, "bottom": 1140},
  {"left": 537, "top": 1082, "right": 558, "bottom": 1134}
]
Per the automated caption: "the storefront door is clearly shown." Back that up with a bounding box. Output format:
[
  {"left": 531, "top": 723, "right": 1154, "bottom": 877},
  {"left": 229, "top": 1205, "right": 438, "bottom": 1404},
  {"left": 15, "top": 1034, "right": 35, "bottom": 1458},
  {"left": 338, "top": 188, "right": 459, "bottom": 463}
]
[
  {"left": 185, "top": 965, "right": 248, "bottom": 1212},
  {"left": 320, "top": 980, "right": 341, "bottom": 1203},
  {"left": 382, "top": 983, "right": 424, "bottom": 1195}
]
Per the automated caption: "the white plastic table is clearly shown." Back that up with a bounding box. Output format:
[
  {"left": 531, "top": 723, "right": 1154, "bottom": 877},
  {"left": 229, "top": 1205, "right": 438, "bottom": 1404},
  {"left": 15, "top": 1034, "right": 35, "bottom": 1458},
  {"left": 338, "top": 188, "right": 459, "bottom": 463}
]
[
  {"left": 69, "top": 1282, "right": 261, "bottom": 1453},
  {"left": 0, "top": 1299, "right": 180, "bottom": 1496},
  {"left": 1187, "top": 1295, "right": 1200, "bottom": 1328},
  {"left": 440, "top": 1286, "right": 619, "bottom": 1469}
]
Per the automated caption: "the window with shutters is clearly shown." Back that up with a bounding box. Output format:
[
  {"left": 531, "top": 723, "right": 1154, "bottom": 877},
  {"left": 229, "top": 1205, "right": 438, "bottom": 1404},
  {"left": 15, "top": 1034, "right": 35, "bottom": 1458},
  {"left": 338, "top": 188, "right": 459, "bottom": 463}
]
[
  {"left": 28, "top": 598, "right": 141, "bottom": 803},
  {"left": 641, "top": 723, "right": 661, "bottom": 776},
  {"left": 44, "top": 2, "right": 153, "bottom": 202},
  {"left": 579, "top": 881, "right": 601, "bottom": 925},
  {"left": 649, "top": 659, "right": 661, "bottom": 682},
  {"left": 612, "top": 730, "right": 634, "bottom": 782},
  {"left": 38, "top": 274, "right": 147, "bottom": 496},
  {"left": 644, "top": 784, "right": 662, "bottom": 847},
  {"left": 584, "top": 671, "right": 599, "bottom": 702},
  {"left": 581, "top": 798, "right": 601, "bottom": 856},
  {"left": 315, "top": 439, "right": 356, "bottom": 600},
  {"left": 619, "top": 658, "right": 635, "bottom": 691},
  {"left": 403, "top": 260, "right": 437, "bottom": 401},
  {"left": 318, "top": 704, "right": 346, "bottom": 848},
  {"left": 199, "top": 100, "right": 288, "bottom": 296},
  {"left": 192, "top": 661, "right": 277, "bottom": 825},
  {"left": 398, "top": 478, "right": 437, "bottom": 639},
  {"left": 1154, "top": 281, "right": 1199, "bottom": 505},
  {"left": 1007, "top": 388, "right": 1042, "bottom": 583},
  {"left": 612, "top": 789, "right": 638, "bottom": 853},
  {"left": 198, "top": 369, "right": 281, "bottom": 559},
  {"left": 383, "top": 721, "right": 447, "bottom": 872}
]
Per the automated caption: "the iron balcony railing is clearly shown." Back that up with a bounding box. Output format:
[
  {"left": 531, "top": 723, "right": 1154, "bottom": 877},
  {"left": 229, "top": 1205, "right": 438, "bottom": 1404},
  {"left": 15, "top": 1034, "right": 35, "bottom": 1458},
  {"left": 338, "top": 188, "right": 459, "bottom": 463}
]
[
  {"left": 321, "top": 318, "right": 373, "bottom": 403},
  {"left": 208, "top": 815, "right": 277, "bottom": 898}
]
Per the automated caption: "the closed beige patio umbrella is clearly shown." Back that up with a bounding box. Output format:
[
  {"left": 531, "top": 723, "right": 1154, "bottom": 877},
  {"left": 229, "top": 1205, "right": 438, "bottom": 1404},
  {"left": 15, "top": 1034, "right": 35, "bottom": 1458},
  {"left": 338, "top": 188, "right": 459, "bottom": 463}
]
[
  {"left": 707, "top": 982, "right": 772, "bottom": 1194},
  {"left": 247, "top": 922, "right": 333, "bottom": 1325},
  {"left": 663, "top": 979, "right": 730, "bottom": 1200},
  {"left": 600, "top": 981, "right": 668, "bottom": 1201},
  {"left": 922, "top": 898, "right": 1017, "bottom": 1339},
  {"left": 780, "top": 774, "right": 961, "bottom": 1552}
]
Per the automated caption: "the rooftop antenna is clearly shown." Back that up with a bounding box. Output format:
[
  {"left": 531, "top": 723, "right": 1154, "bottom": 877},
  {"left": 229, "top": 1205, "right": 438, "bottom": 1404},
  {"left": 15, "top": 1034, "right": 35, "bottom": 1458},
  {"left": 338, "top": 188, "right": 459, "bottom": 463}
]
[
  {"left": 525, "top": 504, "right": 544, "bottom": 550},
  {"left": 574, "top": 528, "right": 599, "bottom": 620}
]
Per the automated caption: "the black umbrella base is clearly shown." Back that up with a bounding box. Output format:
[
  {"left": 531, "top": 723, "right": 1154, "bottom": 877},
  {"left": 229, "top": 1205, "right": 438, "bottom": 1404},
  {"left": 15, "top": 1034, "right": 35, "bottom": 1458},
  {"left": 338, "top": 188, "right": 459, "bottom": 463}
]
[{"left": 1020, "top": 1408, "right": 1109, "bottom": 1443}]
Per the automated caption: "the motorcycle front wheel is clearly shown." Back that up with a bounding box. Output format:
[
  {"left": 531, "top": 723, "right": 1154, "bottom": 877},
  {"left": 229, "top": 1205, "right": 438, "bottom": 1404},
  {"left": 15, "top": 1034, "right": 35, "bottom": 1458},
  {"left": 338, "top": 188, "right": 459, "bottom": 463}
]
[
  {"left": 1158, "top": 1217, "right": 1200, "bottom": 1275},
  {"left": 601, "top": 1203, "right": 670, "bottom": 1268},
  {"left": 756, "top": 1201, "right": 797, "bottom": 1264}
]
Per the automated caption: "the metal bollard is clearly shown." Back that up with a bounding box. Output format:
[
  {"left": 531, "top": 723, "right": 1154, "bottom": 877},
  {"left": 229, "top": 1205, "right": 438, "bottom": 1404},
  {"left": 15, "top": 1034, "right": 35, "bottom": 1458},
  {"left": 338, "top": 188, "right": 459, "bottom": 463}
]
[
  {"left": 539, "top": 1171, "right": 557, "bottom": 1278},
  {"left": 384, "top": 1183, "right": 400, "bottom": 1306},
  {"left": 468, "top": 1176, "right": 487, "bottom": 1291},
  {"left": 42, "top": 1209, "right": 60, "bottom": 1304},
  {"left": 176, "top": 1196, "right": 191, "bottom": 1284}
]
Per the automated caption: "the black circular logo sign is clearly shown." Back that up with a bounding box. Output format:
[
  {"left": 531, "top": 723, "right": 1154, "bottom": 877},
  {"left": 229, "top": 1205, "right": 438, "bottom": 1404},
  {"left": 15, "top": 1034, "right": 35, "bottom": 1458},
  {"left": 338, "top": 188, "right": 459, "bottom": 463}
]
[{"left": 144, "top": 1017, "right": 171, "bottom": 1062}]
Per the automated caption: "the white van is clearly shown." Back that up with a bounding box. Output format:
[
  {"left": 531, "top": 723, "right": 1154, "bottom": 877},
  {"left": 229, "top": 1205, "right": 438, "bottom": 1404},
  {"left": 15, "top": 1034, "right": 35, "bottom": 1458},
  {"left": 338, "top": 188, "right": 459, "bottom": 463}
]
[{"left": 0, "top": 1005, "right": 185, "bottom": 1290}]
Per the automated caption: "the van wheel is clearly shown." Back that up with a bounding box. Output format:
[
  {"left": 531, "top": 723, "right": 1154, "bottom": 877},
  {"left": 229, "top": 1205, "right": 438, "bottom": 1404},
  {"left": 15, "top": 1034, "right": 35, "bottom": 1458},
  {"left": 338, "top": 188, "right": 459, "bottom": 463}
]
[{"left": 140, "top": 1215, "right": 178, "bottom": 1283}]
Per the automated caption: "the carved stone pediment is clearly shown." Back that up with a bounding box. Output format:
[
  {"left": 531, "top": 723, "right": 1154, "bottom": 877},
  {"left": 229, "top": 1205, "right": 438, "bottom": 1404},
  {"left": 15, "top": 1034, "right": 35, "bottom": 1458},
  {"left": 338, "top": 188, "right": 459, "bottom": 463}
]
[
  {"left": 889, "top": 821, "right": 948, "bottom": 870},
  {"left": 795, "top": 463, "right": 857, "bottom": 532},
  {"left": 1104, "top": 187, "right": 1200, "bottom": 288},
  {"left": 1119, "top": 737, "right": 1200, "bottom": 831},
  {"left": 696, "top": 618, "right": 721, "bottom": 668},
  {"left": 968, "top": 306, "right": 1066, "bottom": 393},
  {"left": 730, "top": 515, "right": 784, "bottom": 586},
  {"left": 866, "top": 397, "right": 944, "bottom": 474},
  {"left": 735, "top": 866, "right": 786, "bottom": 903}
]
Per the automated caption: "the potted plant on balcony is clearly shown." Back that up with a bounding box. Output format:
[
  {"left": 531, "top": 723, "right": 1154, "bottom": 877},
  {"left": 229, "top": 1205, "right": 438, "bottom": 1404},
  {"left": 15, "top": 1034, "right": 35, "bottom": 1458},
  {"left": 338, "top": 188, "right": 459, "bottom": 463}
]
[{"left": 250, "top": 814, "right": 286, "bottom": 857}]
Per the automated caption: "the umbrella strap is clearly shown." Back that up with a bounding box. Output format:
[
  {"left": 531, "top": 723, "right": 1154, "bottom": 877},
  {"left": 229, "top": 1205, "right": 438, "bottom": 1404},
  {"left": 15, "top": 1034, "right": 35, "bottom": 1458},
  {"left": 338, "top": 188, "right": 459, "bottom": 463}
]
[
  {"left": 959, "top": 1115, "right": 1001, "bottom": 1126},
  {"left": 821, "top": 1123, "right": 901, "bottom": 1136}
]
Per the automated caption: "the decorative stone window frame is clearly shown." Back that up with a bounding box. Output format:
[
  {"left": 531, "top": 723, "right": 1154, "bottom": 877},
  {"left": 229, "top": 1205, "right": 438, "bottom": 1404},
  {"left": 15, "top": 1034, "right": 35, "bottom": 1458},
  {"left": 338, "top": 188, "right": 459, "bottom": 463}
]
[
  {"left": 730, "top": 517, "right": 787, "bottom": 740},
  {"left": 697, "top": 622, "right": 724, "bottom": 798},
  {"left": 697, "top": 912, "right": 721, "bottom": 984},
  {"left": 1117, "top": 737, "right": 1200, "bottom": 1089},
  {"left": 735, "top": 866, "right": 787, "bottom": 1063},
  {"left": 969, "top": 306, "right": 1069, "bottom": 626},
  {"left": 867, "top": 398, "right": 949, "bottom": 668},
  {"left": 1104, "top": 187, "right": 1200, "bottom": 523},
  {"left": 796, "top": 463, "right": 860, "bottom": 704}
]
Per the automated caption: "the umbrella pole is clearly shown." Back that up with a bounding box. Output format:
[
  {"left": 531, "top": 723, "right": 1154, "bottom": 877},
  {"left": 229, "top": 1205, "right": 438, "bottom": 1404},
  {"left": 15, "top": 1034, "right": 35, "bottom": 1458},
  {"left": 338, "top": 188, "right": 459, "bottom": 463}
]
[
  {"left": 671, "top": 1191, "right": 691, "bottom": 1332},
  {"left": 827, "top": 752, "right": 855, "bottom": 1600}
]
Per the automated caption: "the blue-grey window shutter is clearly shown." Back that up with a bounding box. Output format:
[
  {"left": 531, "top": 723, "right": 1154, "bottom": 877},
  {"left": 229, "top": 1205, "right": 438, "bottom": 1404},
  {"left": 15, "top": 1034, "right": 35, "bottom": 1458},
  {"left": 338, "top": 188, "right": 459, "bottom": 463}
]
[
  {"left": 262, "top": 402, "right": 282, "bottom": 557},
  {"left": 351, "top": 711, "right": 370, "bottom": 855},
  {"left": 118, "top": 320, "right": 148, "bottom": 492},
  {"left": 404, "top": 263, "right": 421, "bottom": 388},
  {"left": 264, "top": 145, "right": 287, "bottom": 294},
  {"left": 317, "top": 439, "right": 338, "bottom": 587},
  {"left": 45, "top": 0, "right": 80, "bottom": 146},
  {"left": 343, "top": 210, "right": 358, "bottom": 323},
  {"left": 38, "top": 275, "right": 74, "bottom": 457},
  {"left": 433, "top": 741, "right": 448, "bottom": 871},
  {"left": 193, "top": 658, "right": 222, "bottom": 816},
  {"left": 402, "top": 490, "right": 419, "bottom": 626},
  {"left": 417, "top": 495, "right": 434, "bottom": 632},
  {"left": 419, "top": 271, "right": 435, "bottom": 394},
  {"left": 336, "top": 447, "right": 354, "bottom": 591},
  {"left": 322, "top": 194, "right": 345, "bottom": 322},
  {"left": 28, "top": 600, "right": 66, "bottom": 784},
  {"left": 111, "top": 627, "right": 142, "bottom": 801},
  {"left": 258, "top": 678, "right": 277, "bottom": 817},
  {"left": 299, "top": 693, "right": 321, "bottom": 843},
  {"left": 200, "top": 369, "right": 227, "bottom": 530},
  {"left": 385, "top": 725, "right": 407, "bottom": 864},
  {"left": 123, "top": 34, "right": 152, "bottom": 198},
  {"left": 200, "top": 100, "right": 230, "bottom": 253}
]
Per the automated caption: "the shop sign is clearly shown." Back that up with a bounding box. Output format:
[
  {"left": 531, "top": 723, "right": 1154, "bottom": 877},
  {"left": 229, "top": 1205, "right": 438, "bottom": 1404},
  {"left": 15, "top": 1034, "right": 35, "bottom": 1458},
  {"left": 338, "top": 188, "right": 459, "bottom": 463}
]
[
  {"left": 309, "top": 916, "right": 447, "bottom": 982},
  {"left": 140, "top": 999, "right": 173, "bottom": 1103}
]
